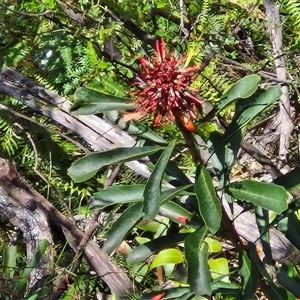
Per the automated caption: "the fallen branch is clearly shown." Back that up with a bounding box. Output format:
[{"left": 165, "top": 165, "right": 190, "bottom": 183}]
[
  {"left": 0, "top": 159, "right": 54, "bottom": 293},
  {"left": 0, "top": 158, "right": 133, "bottom": 299},
  {"left": 263, "top": 0, "right": 294, "bottom": 159},
  {"left": 0, "top": 67, "right": 151, "bottom": 179}
]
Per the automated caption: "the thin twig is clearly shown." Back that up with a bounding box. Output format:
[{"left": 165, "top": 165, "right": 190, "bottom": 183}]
[
  {"left": 179, "top": 0, "right": 189, "bottom": 39},
  {"left": 54, "top": 163, "right": 125, "bottom": 298},
  {"left": 241, "top": 140, "right": 282, "bottom": 179},
  {"left": 220, "top": 56, "right": 297, "bottom": 85},
  {"left": 0, "top": 103, "right": 90, "bottom": 154},
  {"left": 150, "top": 8, "right": 190, "bottom": 29},
  {"left": 14, "top": 122, "right": 50, "bottom": 186},
  {"left": 77, "top": 163, "right": 123, "bottom": 251}
]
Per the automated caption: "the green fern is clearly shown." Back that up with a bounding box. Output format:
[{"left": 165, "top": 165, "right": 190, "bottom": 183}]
[
  {"left": 30, "top": 73, "right": 58, "bottom": 92},
  {"left": 284, "top": 0, "right": 300, "bottom": 27},
  {"left": 281, "top": 0, "right": 300, "bottom": 47},
  {"left": 60, "top": 47, "right": 73, "bottom": 75},
  {"left": 1, "top": 40, "right": 30, "bottom": 68},
  {"left": 194, "top": 0, "right": 213, "bottom": 34}
]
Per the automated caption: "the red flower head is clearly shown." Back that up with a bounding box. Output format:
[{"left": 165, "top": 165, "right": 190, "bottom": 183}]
[{"left": 132, "top": 38, "right": 203, "bottom": 133}]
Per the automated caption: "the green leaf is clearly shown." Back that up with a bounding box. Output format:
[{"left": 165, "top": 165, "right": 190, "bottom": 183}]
[
  {"left": 227, "top": 180, "right": 289, "bottom": 214},
  {"left": 161, "top": 184, "right": 193, "bottom": 203},
  {"left": 90, "top": 184, "right": 145, "bottom": 208},
  {"left": 140, "top": 288, "right": 190, "bottom": 300},
  {"left": 194, "top": 164, "right": 221, "bottom": 233},
  {"left": 208, "top": 258, "right": 229, "bottom": 282},
  {"left": 267, "top": 286, "right": 295, "bottom": 299},
  {"left": 16, "top": 240, "right": 48, "bottom": 288},
  {"left": 128, "top": 120, "right": 168, "bottom": 145},
  {"left": 216, "top": 74, "right": 261, "bottom": 112},
  {"left": 211, "top": 281, "right": 240, "bottom": 297},
  {"left": 135, "top": 236, "right": 151, "bottom": 244},
  {"left": 149, "top": 248, "right": 184, "bottom": 270},
  {"left": 277, "top": 214, "right": 300, "bottom": 251},
  {"left": 156, "top": 1, "right": 167, "bottom": 8},
  {"left": 209, "top": 86, "right": 281, "bottom": 186},
  {"left": 90, "top": 184, "right": 192, "bottom": 208},
  {"left": 143, "top": 140, "right": 176, "bottom": 219},
  {"left": 247, "top": 246, "right": 294, "bottom": 300},
  {"left": 207, "top": 134, "right": 234, "bottom": 188},
  {"left": 224, "top": 86, "right": 281, "bottom": 156},
  {"left": 72, "top": 87, "right": 136, "bottom": 114},
  {"left": 277, "top": 263, "right": 300, "bottom": 297},
  {"left": 159, "top": 201, "right": 193, "bottom": 224},
  {"left": 154, "top": 217, "right": 170, "bottom": 238},
  {"left": 60, "top": 47, "right": 72, "bottom": 71},
  {"left": 27, "top": 295, "right": 38, "bottom": 300},
  {"left": 130, "top": 263, "right": 149, "bottom": 283},
  {"left": 127, "top": 233, "right": 189, "bottom": 265},
  {"left": 105, "top": 110, "right": 167, "bottom": 145},
  {"left": 185, "top": 226, "right": 212, "bottom": 296},
  {"left": 68, "top": 146, "right": 164, "bottom": 183},
  {"left": 234, "top": 85, "right": 281, "bottom": 128},
  {"left": 136, "top": 221, "right": 160, "bottom": 233},
  {"left": 103, "top": 203, "right": 144, "bottom": 254},
  {"left": 274, "top": 167, "right": 300, "bottom": 198},
  {"left": 239, "top": 250, "right": 259, "bottom": 299},
  {"left": 3, "top": 244, "right": 17, "bottom": 279},
  {"left": 148, "top": 150, "right": 192, "bottom": 186},
  {"left": 205, "top": 237, "right": 222, "bottom": 253},
  {"left": 222, "top": 85, "right": 281, "bottom": 157},
  {"left": 176, "top": 292, "right": 195, "bottom": 300}
]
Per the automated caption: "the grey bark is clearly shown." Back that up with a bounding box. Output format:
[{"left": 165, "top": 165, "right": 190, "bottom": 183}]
[
  {"left": 223, "top": 199, "right": 300, "bottom": 264},
  {"left": 263, "top": 0, "right": 294, "bottom": 159},
  {"left": 0, "top": 158, "right": 53, "bottom": 291},
  {"left": 0, "top": 67, "right": 151, "bottom": 178},
  {"left": 0, "top": 158, "right": 133, "bottom": 299}
]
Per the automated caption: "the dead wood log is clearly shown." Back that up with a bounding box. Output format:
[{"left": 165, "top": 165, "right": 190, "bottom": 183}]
[
  {"left": 263, "top": 0, "right": 294, "bottom": 159},
  {"left": 0, "top": 67, "right": 151, "bottom": 179},
  {"left": 0, "top": 158, "right": 54, "bottom": 291},
  {"left": 0, "top": 159, "right": 133, "bottom": 299},
  {"left": 223, "top": 199, "right": 300, "bottom": 264}
]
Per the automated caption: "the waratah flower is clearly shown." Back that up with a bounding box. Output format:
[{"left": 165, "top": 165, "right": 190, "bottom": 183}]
[{"left": 132, "top": 38, "right": 204, "bottom": 133}]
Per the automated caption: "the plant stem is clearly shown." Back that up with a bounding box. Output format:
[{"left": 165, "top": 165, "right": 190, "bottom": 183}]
[{"left": 175, "top": 116, "right": 201, "bottom": 163}]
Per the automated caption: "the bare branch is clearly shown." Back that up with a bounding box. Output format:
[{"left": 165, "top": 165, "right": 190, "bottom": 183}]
[
  {"left": 0, "top": 67, "right": 151, "bottom": 179},
  {"left": 0, "top": 158, "right": 134, "bottom": 298},
  {"left": 263, "top": 0, "right": 294, "bottom": 159}
]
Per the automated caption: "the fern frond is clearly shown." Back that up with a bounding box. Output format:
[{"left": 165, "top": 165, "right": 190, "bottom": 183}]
[
  {"left": 60, "top": 47, "right": 73, "bottom": 74},
  {"left": 285, "top": 0, "right": 300, "bottom": 26},
  {"left": 2, "top": 40, "right": 30, "bottom": 67},
  {"left": 194, "top": 0, "right": 213, "bottom": 34},
  {"left": 34, "top": 19, "right": 54, "bottom": 45},
  {"left": 86, "top": 41, "right": 98, "bottom": 67},
  {"left": 0, "top": 116, "right": 22, "bottom": 156},
  {"left": 31, "top": 73, "right": 57, "bottom": 92}
]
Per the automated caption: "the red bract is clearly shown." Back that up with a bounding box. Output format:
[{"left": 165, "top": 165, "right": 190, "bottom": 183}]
[
  {"left": 175, "top": 215, "right": 189, "bottom": 224},
  {"left": 152, "top": 292, "right": 166, "bottom": 300},
  {"left": 132, "top": 38, "right": 203, "bottom": 132}
]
